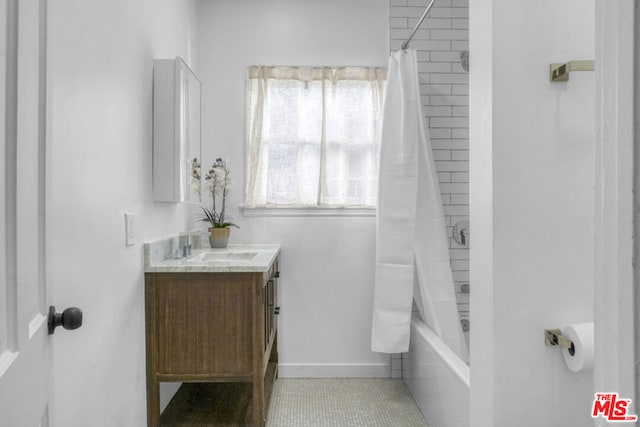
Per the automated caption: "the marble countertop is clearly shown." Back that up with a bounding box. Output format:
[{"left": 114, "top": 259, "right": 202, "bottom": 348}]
[{"left": 144, "top": 243, "right": 281, "bottom": 273}]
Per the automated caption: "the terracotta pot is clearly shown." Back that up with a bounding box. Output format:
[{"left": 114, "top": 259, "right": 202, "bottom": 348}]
[{"left": 209, "top": 227, "right": 230, "bottom": 248}]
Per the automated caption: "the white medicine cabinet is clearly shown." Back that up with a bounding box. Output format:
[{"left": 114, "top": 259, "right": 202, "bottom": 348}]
[{"left": 153, "top": 57, "right": 201, "bottom": 203}]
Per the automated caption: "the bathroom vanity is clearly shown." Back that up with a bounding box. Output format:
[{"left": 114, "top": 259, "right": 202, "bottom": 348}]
[{"left": 144, "top": 242, "right": 281, "bottom": 426}]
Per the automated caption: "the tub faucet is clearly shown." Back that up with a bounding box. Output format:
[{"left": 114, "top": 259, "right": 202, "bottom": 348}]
[{"left": 452, "top": 221, "right": 469, "bottom": 246}]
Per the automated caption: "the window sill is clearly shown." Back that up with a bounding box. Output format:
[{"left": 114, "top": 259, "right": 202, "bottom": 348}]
[{"left": 239, "top": 205, "right": 376, "bottom": 217}]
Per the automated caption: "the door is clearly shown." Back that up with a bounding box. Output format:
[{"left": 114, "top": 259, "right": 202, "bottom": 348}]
[{"left": 0, "top": 0, "right": 51, "bottom": 425}]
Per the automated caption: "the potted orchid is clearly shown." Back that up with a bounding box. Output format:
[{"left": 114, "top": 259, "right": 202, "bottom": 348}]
[{"left": 201, "top": 158, "right": 239, "bottom": 248}]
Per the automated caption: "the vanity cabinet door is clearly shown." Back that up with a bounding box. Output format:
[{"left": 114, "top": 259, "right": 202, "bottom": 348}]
[
  {"left": 262, "top": 280, "right": 274, "bottom": 353},
  {"left": 150, "top": 273, "right": 254, "bottom": 377},
  {"left": 261, "top": 259, "right": 279, "bottom": 424},
  {"left": 267, "top": 280, "right": 274, "bottom": 344},
  {"left": 263, "top": 260, "right": 279, "bottom": 355},
  {"left": 262, "top": 282, "right": 269, "bottom": 353},
  {"left": 273, "top": 261, "right": 279, "bottom": 334}
]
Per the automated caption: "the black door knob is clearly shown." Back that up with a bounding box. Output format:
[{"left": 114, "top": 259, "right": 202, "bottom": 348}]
[{"left": 48, "top": 306, "right": 83, "bottom": 335}]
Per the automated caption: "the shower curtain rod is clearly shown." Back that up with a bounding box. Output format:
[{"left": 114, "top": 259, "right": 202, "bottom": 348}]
[{"left": 401, "top": 0, "right": 437, "bottom": 50}]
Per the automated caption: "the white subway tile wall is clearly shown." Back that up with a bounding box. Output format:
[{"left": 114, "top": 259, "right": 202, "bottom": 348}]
[{"left": 389, "top": 0, "right": 469, "bottom": 329}]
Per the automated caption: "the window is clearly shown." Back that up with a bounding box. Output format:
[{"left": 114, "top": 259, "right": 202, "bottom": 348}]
[{"left": 245, "top": 66, "right": 386, "bottom": 208}]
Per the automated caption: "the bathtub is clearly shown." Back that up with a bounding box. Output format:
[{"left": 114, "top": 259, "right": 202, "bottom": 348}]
[{"left": 404, "top": 315, "right": 470, "bottom": 427}]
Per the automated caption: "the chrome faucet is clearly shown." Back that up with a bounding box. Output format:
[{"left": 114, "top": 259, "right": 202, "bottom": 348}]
[{"left": 177, "top": 233, "right": 192, "bottom": 258}]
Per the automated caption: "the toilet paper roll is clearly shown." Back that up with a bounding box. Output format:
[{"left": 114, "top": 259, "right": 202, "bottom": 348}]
[{"left": 561, "top": 322, "right": 594, "bottom": 373}]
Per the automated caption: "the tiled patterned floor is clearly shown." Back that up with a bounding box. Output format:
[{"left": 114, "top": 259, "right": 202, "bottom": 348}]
[{"left": 266, "top": 378, "right": 428, "bottom": 427}]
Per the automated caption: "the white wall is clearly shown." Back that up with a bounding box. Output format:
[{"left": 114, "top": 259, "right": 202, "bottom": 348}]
[
  {"left": 470, "top": 1, "right": 595, "bottom": 426},
  {"left": 47, "top": 1, "right": 198, "bottom": 425},
  {"left": 195, "top": 0, "right": 390, "bottom": 377},
  {"left": 470, "top": 0, "right": 595, "bottom": 427}
]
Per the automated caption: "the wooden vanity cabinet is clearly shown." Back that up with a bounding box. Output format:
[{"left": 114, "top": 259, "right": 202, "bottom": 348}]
[{"left": 145, "top": 257, "right": 279, "bottom": 426}]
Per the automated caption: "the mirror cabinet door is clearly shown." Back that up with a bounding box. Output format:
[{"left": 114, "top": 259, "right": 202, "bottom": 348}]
[
  {"left": 153, "top": 57, "right": 201, "bottom": 203},
  {"left": 178, "top": 59, "right": 202, "bottom": 203}
]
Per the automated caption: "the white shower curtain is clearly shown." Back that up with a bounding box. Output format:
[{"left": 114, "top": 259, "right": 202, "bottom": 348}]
[{"left": 371, "top": 49, "right": 468, "bottom": 361}]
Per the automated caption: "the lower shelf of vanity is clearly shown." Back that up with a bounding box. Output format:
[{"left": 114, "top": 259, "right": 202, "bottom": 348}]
[{"left": 160, "top": 362, "right": 278, "bottom": 426}]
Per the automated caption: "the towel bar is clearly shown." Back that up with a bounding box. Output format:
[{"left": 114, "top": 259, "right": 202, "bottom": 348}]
[{"left": 550, "top": 60, "right": 594, "bottom": 82}]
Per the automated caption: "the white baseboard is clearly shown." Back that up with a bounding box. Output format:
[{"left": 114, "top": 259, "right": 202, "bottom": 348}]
[{"left": 278, "top": 363, "right": 390, "bottom": 378}]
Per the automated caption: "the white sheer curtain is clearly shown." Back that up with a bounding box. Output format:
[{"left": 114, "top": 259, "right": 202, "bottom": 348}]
[{"left": 245, "top": 66, "right": 386, "bottom": 208}]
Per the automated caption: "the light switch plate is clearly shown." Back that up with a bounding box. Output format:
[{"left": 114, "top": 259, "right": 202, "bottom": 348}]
[{"left": 124, "top": 212, "right": 135, "bottom": 246}]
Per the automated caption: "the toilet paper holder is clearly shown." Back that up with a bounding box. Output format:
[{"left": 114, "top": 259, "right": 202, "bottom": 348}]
[{"left": 544, "top": 329, "right": 576, "bottom": 355}]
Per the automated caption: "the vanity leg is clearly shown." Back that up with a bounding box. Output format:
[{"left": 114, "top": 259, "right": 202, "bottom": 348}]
[
  {"left": 145, "top": 277, "right": 160, "bottom": 425},
  {"left": 252, "top": 379, "right": 265, "bottom": 427},
  {"left": 146, "top": 378, "right": 160, "bottom": 426}
]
